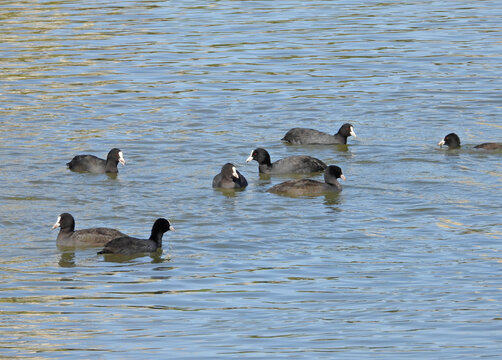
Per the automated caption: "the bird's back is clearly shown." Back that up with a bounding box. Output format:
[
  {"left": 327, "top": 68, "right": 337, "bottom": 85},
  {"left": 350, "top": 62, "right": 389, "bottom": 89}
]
[
  {"left": 474, "top": 142, "right": 502, "bottom": 150},
  {"left": 67, "top": 154, "right": 106, "bottom": 173},
  {"left": 98, "top": 236, "right": 158, "bottom": 255},
  {"left": 212, "top": 171, "right": 247, "bottom": 188},
  {"left": 282, "top": 128, "right": 337, "bottom": 144},
  {"left": 58, "top": 227, "right": 126, "bottom": 247},
  {"left": 271, "top": 156, "right": 327, "bottom": 174},
  {"left": 268, "top": 178, "right": 340, "bottom": 196}
]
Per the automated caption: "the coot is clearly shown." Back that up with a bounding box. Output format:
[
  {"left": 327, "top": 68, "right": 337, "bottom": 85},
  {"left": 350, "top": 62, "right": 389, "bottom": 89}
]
[
  {"left": 212, "top": 163, "right": 248, "bottom": 189},
  {"left": 52, "top": 213, "right": 126, "bottom": 248},
  {"left": 67, "top": 148, "right": 125, "bottom": 173},
  {"left": 438, "top": 133, "right": 461, "bottom": 149},
  {"left": 282, "top": 123, "right": 356, "bottom": 145},
  {"left": 246, "top": 148, "right": 326, "bottom": 174},
  {"left": 268, "top": 165, "right": 345, "bottom": 196},
  {"left": 98, "top": 218, "right": 174, "bottom": 255},
  {"left": 438, "top": 133, "right": 502, "bottom": 150},
  {"left": 475, "top": 143, "right": 502, "bottom": 150}
]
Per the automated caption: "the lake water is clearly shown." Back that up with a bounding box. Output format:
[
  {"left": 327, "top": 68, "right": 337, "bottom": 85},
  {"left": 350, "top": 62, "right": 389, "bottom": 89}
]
[{"left": 1, "top": 1, "right": 501, "bottom": 358}]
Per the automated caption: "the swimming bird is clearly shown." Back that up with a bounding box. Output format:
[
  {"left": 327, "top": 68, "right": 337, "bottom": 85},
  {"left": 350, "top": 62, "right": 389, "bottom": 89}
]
[
  {"left": 438, "top": 133, "right": 461, "bottom": 149},
  {"left": 98, "top": 218, "right": 174, "bottom": 255},
  {"left": 212, "top": 163, "right": 248, "bottom": 189},
  {"left": 268, "top": 165, "right": 345, "bottom": 196},
  {"left": 67, "top": 148, "right": 126, "bottom": 173},
  {"left": 246, "top": 148, "right": 326, "bottom": 174},
  {"left": 52, "top": 213, "right": 126, "bottom": 248},
  {"left": 475, "top": 142, "right": 502, "bottom": 150},
  {"left": 438, "top": 133, "right": 502, "bottom": 150},
  {"left": 282, "top": 123, "right": 356, "bottom": 145}
]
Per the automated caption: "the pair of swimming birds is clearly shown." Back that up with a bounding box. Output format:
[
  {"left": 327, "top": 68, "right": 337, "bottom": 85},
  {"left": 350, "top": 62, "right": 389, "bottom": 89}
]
[{"left": 52, "top": 213, "right": 173, "bottom": 255}]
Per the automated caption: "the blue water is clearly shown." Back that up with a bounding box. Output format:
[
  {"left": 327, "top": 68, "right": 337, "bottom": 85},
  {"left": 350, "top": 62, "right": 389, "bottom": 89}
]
[{"left": 1, "top": 1, "right": 501, "bottom": 358}]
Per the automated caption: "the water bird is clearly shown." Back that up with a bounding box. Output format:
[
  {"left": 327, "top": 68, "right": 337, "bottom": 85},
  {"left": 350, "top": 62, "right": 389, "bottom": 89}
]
[
  {"left": 67, "top": 148, "right": 126, "bottom": 173},
  {"left": 268, "top": 165, "right": 345, "bottom": 196},
  {"left": 282, "top": 123, "right": 356, "bottom": 145},
  {"left": 52, "top": 212, "right": 126, "bottom": 248},
  {"left": 438, "top": 133, "right": 502, "bottom": 150},
  {"left": 246, "top": 148, "right": 326, "bottom": 174},
  {"left": 212, "top": 163, "right": 248, "bottom": 189},
  {"left": 98, "top": 218, "right": 174, "bottom": 255}
]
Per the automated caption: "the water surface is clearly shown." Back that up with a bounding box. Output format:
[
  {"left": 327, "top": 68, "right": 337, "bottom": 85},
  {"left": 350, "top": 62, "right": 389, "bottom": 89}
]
[{"left": 1, "top": 1, "right": 501, "bottom": 358}]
